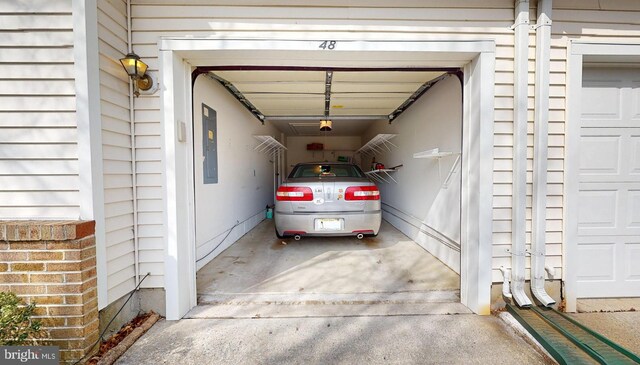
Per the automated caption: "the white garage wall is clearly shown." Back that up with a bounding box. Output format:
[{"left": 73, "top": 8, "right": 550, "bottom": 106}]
[
  {"left": 286, "top": 136, "right": 362, "bottom": 175},
  {"left": 193, "top": 75, "right": 280, "bottom": 270},
  {"left": 361, "top": 75, "right": 462, "bottom": 272},
  {"left": 0, "top": 1, "right": 80, "bottom": 219}
]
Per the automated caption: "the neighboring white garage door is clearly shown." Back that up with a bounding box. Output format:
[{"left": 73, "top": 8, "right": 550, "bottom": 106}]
[{"left": 576, "top": 68, "right": 640, "bottom": 298}]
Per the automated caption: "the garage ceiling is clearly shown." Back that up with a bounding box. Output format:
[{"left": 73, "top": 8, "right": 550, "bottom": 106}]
[{"left": 208, "top": 69, "right": 449, "bottom": 136}]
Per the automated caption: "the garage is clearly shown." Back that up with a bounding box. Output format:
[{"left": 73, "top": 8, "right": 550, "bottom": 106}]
[
  {"left": 160, "top": 38, "right": 494, "bottom": 319},
  {"left": 189, "top": 67, "right": 466, "bottom": 317},
  {"left": 572, "top": 68, "right": 640, "bottom": 299}
]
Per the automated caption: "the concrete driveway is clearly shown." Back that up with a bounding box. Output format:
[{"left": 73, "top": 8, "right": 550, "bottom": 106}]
[
  {"left": 115, "top": 314, "right": 552, "bottom": 364},
  {"left": 116, "top": 219, "right": 552, "bottom": 364}
]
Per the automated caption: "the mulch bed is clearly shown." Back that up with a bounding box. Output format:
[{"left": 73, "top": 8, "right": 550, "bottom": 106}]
[{"left": 87, "top": 312, "right": 155, "bottom": 365}]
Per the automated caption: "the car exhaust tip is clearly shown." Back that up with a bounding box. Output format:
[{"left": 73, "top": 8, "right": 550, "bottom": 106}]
[
  {"left": 356, "top": 233, "right": 364, "bottom": 240},
  {"left": 294, "top": 235, "right": 301, "bottom": 241}
]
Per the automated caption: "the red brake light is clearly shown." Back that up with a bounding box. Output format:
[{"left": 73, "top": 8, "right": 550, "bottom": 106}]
[
  {"left": 276, "top": 186, "right": 313, "bottom": 201},
  {"left": 345, "top": 186, "right": 380, "bottom": 201}
]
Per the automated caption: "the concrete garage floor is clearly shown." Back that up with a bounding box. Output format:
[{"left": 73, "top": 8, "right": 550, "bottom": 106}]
[{"left": 191, "top": 219, "right": 467, "bottom": 318}]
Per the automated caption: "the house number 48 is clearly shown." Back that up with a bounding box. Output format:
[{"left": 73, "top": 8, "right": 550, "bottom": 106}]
[{"left": 319, "top": 41, "right": 337, "bottom": 50}]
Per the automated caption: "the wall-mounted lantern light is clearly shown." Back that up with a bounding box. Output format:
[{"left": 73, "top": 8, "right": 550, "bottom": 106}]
[{"left": 119, "top": 52, "right": 154, "bottom": 97}]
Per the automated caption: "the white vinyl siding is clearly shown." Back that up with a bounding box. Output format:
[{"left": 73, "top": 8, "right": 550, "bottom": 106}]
[
  {"left": 129, "top": 0, "right": 518, "bottom": 287},
  {"left": 97, "top": 0, "right": 138, "bottom": 303},
  {"left": 131, "top": 94, "right": 164, "bottom": 289},
  {"left": 126, "top": 0, "right": 640, "bottom": 287},
  {"left": 0, "top": 0, "right": 79, "bottom": 219},
  {"left": 491, "top": 0, "right": 638, "bottom": 283},
  {"left": 1, "top": 0, "right": 636, "bottom": 309}
]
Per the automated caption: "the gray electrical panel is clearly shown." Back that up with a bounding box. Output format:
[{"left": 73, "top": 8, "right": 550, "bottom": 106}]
[{"left": 202, "top": 104, "right": 218, "bottom": 184}]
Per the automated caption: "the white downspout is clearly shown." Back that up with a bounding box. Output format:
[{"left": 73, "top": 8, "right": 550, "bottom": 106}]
[
  {"left": 499, "top": 267, "right": 513, "bottom": 298},
  {"left": 531, "top": 0, "right": 556, "bottom": 307},
  {"left": 511, "top": 0, "right": 533, "bottom": 307},
  {"left": 126, "top": 0, "right": 141, "bottom": 287}
]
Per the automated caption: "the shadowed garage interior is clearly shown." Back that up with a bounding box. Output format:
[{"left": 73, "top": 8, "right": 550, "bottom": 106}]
[{"left": 189, "top": 66, "right": 465, "bottom": 317}]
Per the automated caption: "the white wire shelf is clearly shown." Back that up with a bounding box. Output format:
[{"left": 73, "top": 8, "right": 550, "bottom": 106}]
[
  {"left": 413, "top": 148, "right": 458, "bottom": 159},
  {"left": 413, "top": 148, "right": 461, "bottom": 189},
  {"left": 356, "top": 134, "right": 398, "bottom": 156},
  {"left": 365, "top": 168, "right": 399, "bottom": 184},
  {"left": 254, "top": 135, "right": 287, "bottom": 156}
]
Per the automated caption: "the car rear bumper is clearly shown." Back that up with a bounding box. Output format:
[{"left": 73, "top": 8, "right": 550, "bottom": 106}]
[{"left": 275, "top": 210, "right": 381, "bottom": 237}]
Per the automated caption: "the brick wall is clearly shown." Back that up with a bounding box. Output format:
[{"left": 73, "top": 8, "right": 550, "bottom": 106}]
[{"left": 0, "top": 221, "right": 99, "bottom": 364}]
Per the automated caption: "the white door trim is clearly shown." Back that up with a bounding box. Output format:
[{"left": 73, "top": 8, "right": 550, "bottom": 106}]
[
  {"left": 564, "top": 41, "right": 640, "bottom": 313},
  {"left": 159, "top": 37, "right": 496, "bottom": 319}
]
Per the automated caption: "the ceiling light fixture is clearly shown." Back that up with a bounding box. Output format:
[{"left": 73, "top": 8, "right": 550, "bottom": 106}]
[
  {"left": 119, "top": 52, "right": 154, "bottom": 97},
  {"left": 319, "top": 120, "right": 333, "bottom": 131}
]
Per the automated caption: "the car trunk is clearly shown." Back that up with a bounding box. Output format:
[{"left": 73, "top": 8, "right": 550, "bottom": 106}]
[{"left": 283, "top": 177, "right": 373, "bottom": 213}]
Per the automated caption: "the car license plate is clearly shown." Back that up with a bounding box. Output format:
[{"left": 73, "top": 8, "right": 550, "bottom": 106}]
[{"left": 315, "top": 218, "right": 342, "bottom": 231}]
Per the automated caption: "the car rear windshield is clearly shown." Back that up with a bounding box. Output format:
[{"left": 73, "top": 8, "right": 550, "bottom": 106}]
[{"left": 289, "top": 164, "right": 365, "bottom": 178}]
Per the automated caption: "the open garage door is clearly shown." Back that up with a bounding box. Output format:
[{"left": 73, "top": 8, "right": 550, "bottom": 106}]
[{"left": 190, "top": 68, "right": 467, "bottom": 318}]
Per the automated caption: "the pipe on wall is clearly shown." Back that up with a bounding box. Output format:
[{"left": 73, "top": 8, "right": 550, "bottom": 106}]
[
  {"left": 511, "top": 0, "right": 533, "bottom": 307},
  {"left": 531, "top": 0, "right": 556, "bottom": 307},
  {"left": 126, "top": 0, "right": 141, "bottom": 288}
]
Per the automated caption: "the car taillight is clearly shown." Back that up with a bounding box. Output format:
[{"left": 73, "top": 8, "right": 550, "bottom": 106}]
[
  {"left": 345, "top": 186, "right": 380, "bottom": 201},
  {"left": 276, "top": 186, "right": 313, "bottom": 201}
]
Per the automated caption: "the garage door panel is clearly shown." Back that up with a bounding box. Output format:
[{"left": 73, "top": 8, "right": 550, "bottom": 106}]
[
  {"left": 234, "top": 82, "right": 325, "bottom": 94},
  {"left": 331, "top": 82, "right": 423, "bottom": 93},
  {"left": 577, "top": 190, "right": 617, "bottom": 228},
  {"left": 579, "top": 128, "right": 640, "bottom": 182},
  {"left": 576, "top": 242, "right": 616, "bottom": 281},
  {"left": 578, "top": 185, "right": 640, "bottom": 236},
  {"left": 626, "top": 242, "right": 640, "bottom": 281},
  {"left": 330, "top": 107, "right": 393, "bottom": 116},
  {"left": 631, "top": 135, "right": 640, "bottom": 175},
  {"left": 577, "top": 237, "right": 640, "bottom": 296},
  {"left": 628, "top": 190, "right": 640, "bottom": 228},
  {"left": 215, "top": 70, "right": 325, "bottom": 83},
  {"left": 250, "top": 96, "right": 323, "bottom": 111},
  {"left": 633, "top": 82, "right": 640, "bottom": 120},
  {"left": 581, "top": 80, "right": 622, "bottom": 121},
  {"left": 578, "top": 135, "right": 620, "bottom": 176},
  {"left": 577, "top": 68, "right": 640, "bottom": 299},
  {"left": 330, "top": 95, "right": 406, "bottom": 110},
  {"left": 261, "top": 108, "right": 323, "bottom": 116}
]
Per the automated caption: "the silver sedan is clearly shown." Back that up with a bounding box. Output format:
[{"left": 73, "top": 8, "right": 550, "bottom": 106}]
[{"left": 275, "top": 162, "right": 381, "bottom": 239}]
